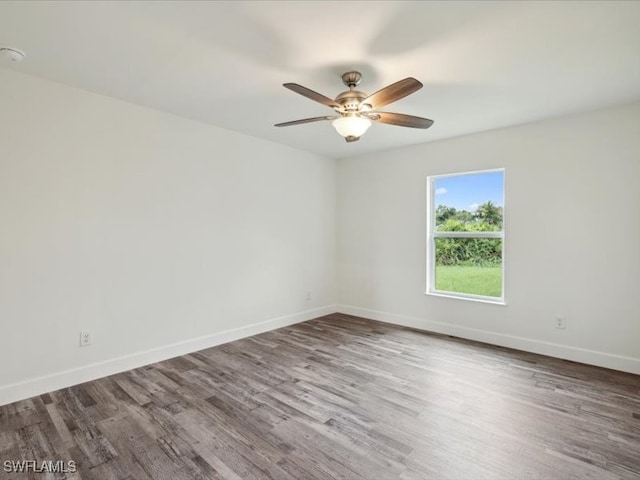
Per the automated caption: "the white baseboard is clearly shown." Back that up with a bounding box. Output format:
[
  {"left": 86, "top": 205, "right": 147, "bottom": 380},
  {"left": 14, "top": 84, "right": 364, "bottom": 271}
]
[
  {"left": 4, "top": 303, "right": 636, "bottom": 407},
  {"left": 337, "top": 305, "right": 640, "bottom": 375},
  {"left": 0, "top": 305, "right": 337, "bottom": 407}
]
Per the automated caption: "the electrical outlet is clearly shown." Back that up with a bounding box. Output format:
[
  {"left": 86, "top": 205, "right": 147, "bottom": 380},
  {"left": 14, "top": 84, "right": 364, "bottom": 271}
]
[
  {"left": 80, "top": 331, "right": 92, "bottom": 347},
  {"left": 305, "top": 290, "right": 312, "bottom": 301},
  {"left": 555, "top": 316, "right": 566, "bottom": 330}
]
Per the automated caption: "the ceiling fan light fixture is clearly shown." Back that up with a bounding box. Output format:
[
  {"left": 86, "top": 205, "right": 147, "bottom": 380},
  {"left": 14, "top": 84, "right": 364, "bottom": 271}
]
[
  {"left": 331, "top": 115, "right": 372, "bottom": 138},
  {"left": 276, "top": 72, "right": 432, "bottom": 142}
]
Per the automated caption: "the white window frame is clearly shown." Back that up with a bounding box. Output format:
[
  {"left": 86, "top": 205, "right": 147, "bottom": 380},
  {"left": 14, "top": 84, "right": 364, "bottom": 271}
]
[{"left": 426, "top": 168, "right": 506, "bottom": 305}]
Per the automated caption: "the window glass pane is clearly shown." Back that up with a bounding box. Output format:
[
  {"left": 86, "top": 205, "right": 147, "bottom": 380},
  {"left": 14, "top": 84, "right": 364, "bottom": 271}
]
[
  {"left": 434, "top": 171, "right": 504, "bottom": 232},
  {"left": 434, "top": 238, "right": 502, "bottom": 298}
]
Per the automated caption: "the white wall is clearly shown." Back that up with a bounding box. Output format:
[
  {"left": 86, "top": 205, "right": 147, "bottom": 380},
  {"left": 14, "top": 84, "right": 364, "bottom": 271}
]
[
  {"left": 0, "top": 68, "right": 336, "bottom": 403},
  {"left": 1, "top": 66, "right": 638, "bottom": 407},
  {"left": 337, "top": 102, "right": 640, "bottom": 373}
]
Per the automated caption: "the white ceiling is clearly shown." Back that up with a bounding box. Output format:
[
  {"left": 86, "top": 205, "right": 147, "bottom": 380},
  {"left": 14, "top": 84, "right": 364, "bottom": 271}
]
[{"left": 1, "top": 1, "right": 639, "bottom": 159}]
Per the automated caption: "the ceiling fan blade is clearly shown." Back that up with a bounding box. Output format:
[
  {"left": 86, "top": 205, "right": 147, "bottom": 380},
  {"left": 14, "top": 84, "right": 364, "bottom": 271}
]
[
  {"left": 361, "top": 78, "right": 423, "bottom": 109},
  {"left": 283, "top": 83, "right": 340, "bottom": 109},
  {"left": 275, "top": 116, "right": 336, "bottom": 127},
  {"left": 371, "top": 112, "right": 434, "bottom": 129}
]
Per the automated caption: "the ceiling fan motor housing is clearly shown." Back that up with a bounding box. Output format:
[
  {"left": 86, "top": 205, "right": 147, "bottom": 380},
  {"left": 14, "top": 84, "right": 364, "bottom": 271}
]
[
  {"left": 335, "top": 71, "right": 368, "bottom": 112},
  {"left": 334, "top": 90, "right": 367, "bottom": 112}
]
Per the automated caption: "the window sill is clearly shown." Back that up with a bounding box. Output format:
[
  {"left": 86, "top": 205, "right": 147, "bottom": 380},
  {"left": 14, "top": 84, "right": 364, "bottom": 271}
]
[{"left": 425, "top": 291, "right": 507, "bottom": 306}]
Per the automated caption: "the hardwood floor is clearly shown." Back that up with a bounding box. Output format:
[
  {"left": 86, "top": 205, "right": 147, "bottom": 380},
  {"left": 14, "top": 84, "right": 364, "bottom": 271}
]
[{"left": 1, "top": 313, "right": 639, "bottom": 479}]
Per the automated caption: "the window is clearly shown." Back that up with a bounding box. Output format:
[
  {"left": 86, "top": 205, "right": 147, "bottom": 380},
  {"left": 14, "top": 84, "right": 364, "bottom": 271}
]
[{"left": 426, "top": 169, "right": 505, "bottom": 303}]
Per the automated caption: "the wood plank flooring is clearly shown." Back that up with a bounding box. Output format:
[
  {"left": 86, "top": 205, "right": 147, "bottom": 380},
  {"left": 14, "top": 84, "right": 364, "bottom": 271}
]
[{"left": 1, "top": 313, "right": 639, "bottom": 479}]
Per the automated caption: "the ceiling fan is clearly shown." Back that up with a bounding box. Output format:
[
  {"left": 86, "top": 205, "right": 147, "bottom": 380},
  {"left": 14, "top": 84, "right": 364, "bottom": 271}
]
[{"left": 275, "top": 71, "right": 434, "bottom": 143}]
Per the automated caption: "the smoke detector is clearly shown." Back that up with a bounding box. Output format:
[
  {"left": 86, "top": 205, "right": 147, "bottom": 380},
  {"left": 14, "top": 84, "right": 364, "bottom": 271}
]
[{"left": 0, "top": 47, "right": 26, "bottom": 62}]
